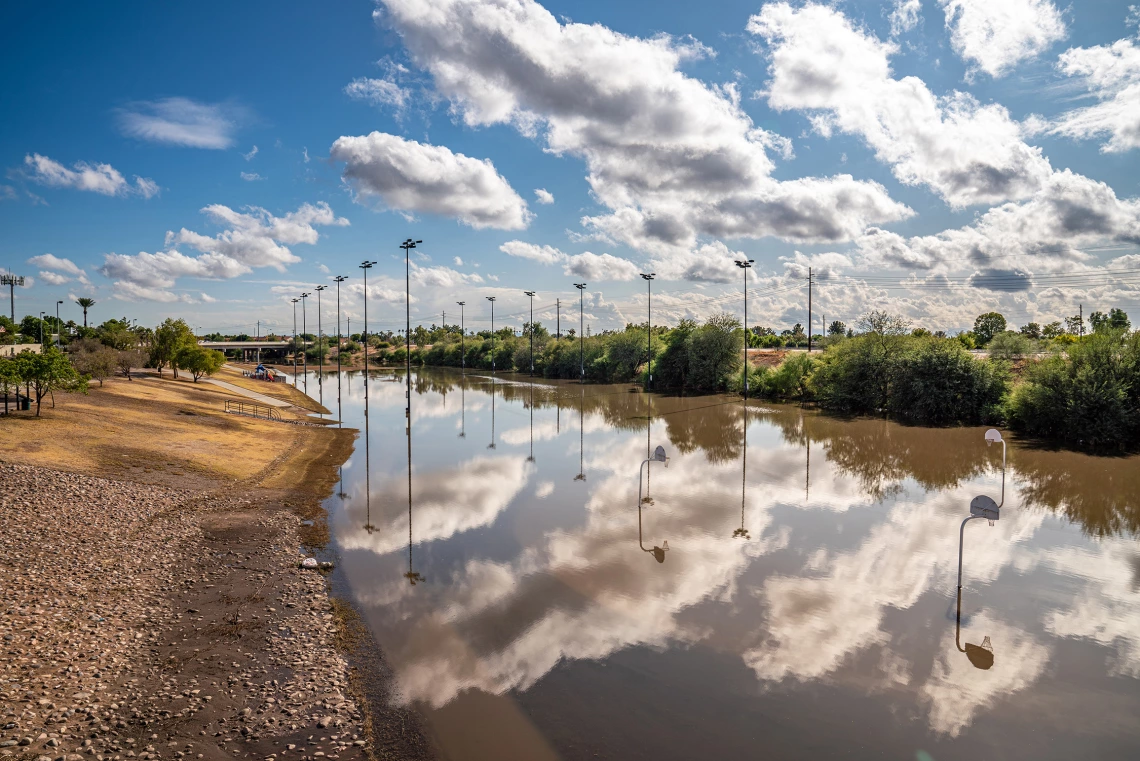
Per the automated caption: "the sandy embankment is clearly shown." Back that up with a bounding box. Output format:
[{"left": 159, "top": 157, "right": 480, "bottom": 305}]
[{"left": 0, "top": 373, "right": 417, "bottom": 761}]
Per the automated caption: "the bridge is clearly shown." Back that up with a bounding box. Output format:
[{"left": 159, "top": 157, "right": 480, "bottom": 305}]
[{"left": 199, "top": 340, "right": 291, "bottom": 349}]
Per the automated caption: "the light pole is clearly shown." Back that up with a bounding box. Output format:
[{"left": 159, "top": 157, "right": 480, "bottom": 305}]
[
  {"left": 523, "top": 291, "right": 535, "bottom": 376},
  {"left": 486, "top": 296, "right": 496, "bottom": 373},
  {"left": 314, "top": 285, "right": 326, "bottom": 376},
  {"left": 456, "top": 301, "right": 466, "bottom": 371},
  {"left": 735, "top": 259, "right": 754, "bottom": 398},
  {"left": 55, "top": 300, "right": 62, "bottom": 349},
  {"left": 334, "top": 276, "right": 347, "bottom": 403},
  {"left": 640, "top": 273, "right": 655, "bottom": 391},
  {"left": 39, "top": 311, "right": 45, "bottom": 348},
  {"left": 291, "top": 298, "right": 300, "bottom": 380},
  {"left": 638, "top": 445, "right": 670, "bottom": 563},
  {"left": 360, "top": 261, "right": 376, "bottom": 403},
  {"left": 400, "top": 239, "right": 421, "bottom": 425},
  {"left": 574, "top": 283, "right": 586, "bottom": 383},
  {"left": 300, "top": 292, "right": 310, "bottom": 380}
]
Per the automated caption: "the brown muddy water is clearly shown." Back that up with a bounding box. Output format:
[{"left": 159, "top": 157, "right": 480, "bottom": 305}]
[{"left": 307, "top": 367, "right": 1140, "bottom": 760}]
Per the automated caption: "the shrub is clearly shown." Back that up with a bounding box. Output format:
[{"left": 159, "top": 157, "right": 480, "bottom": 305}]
[
  {"left": 987, "top": 330, "right": 1031, "bottom": 360},
  {"left": 1007, "top": 330, "right": 1140, "bottom": 450},
  {"left": 889, "top": 338, "right": 1007, "bottom": 425},
  {"left": 761, "top": 352, "right": 816, "bottom": 400}
]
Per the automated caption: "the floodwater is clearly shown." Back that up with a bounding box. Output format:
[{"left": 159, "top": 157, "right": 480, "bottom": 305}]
[{"left": 305, "top": 367, "right": 1140, "bottom": 760}]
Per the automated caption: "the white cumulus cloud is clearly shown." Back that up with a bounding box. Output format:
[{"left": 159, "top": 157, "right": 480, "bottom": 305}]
[
  {"left": 1048, "top": 38, "right": 1140, "bottom": 153},
  {"left": 331, "top": 131, "right": 531, "bottom": 229},
  {"left": 534, "top": 188, "right": 554, "bottom": 204},
  {"left": 23, "top": 154, "right": 159, "bottom": 198},
  {"left": 938, "top": 0, "right": 1067, "bottom": 79}
]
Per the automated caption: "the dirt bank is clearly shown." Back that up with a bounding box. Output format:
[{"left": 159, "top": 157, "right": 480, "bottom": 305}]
[{"left": 0, "top": 374, "right": 430, "bottom": 761}]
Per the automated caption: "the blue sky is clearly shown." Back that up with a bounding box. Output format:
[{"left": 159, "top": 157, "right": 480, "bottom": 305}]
[{"left": 2, "top": 0, "right": 1139, "bottom": 336}]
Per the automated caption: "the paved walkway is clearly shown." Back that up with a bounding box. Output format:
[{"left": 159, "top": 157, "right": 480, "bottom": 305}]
[{"left": 203, "top": 378, "right": 292, "bottom": 407}]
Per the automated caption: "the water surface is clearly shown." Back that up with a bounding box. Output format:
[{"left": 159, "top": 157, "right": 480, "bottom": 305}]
[{"left": 310, "top": 367, "right": 1140, "bottom": 760}]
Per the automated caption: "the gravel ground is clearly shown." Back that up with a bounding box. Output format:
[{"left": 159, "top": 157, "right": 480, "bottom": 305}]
[{"left": 0, "top": 463, "right": 369, "bottom": 761}]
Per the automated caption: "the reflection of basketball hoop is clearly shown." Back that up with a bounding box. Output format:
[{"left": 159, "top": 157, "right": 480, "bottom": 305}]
[{"left": 980, "top": 636, "right": 992, "bottom": 652}]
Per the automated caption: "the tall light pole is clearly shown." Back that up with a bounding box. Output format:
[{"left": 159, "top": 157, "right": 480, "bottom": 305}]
[
  {"left": 523, "top": 291, "right": 535, "bottom": 376},
  {"left": 55, "top": 300, "right": 62, "bottom": 349},
  {"left": 39, "top": 311, "right": 45, "bottom": 348},
  {"left": 640, "top": 273, "right": 655, "bottom": 391},
  {"left": 300, "top": 292, "right": 310, "bottom": 379},
  {"left": 360, "top": 261, "right": 376, "bottom": 403},
  {"left": 486, "top": 296, "right": 496, "bottom": 373},
  {"left": 574, "top": 283, "right": 587, "bottom": 382},
  {"left": 735, "top": 259, "right": 754, "bottom": 398},
  {"left": 456, "top": 301, "right": 466, "bottom": 371},
  {"left": 334, "top": 276, "right": 347, "bottom": 404},
  {"left": 291, "top": 298, "right": 300, "bottom": 380},
  {"left": 400, "top": 239, "right": 422, "bottom": 424},
  {"left": 314, "top": 285, "right": 326, "bottom": 376}
]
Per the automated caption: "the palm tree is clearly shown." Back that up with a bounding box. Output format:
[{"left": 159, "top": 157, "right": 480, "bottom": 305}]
[{"left": 75, "top": 297, "right": 96, "bottom": 328}]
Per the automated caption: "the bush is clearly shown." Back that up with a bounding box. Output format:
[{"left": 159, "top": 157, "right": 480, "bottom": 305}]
[
  {"left": 761, "top": 352, "right": 816, "bottom": 400},
  {"left": 889, "top": 338, "right": 1007, "bottom": 425},
  {"left": 1007, "top": 330, "right": 1140, "bottom": 450},
  {"left": 988, "top": 331, "right": 1031, "bottom": 360}
]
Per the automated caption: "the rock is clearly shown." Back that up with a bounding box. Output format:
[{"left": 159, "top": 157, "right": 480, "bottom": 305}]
[{"left": 300, "top": 558, "right": 318, "bottom": 570}]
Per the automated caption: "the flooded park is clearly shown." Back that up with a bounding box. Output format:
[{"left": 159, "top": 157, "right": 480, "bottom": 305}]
[{"left": 304, "top": 367, "right": 1140, "bottom": 761}]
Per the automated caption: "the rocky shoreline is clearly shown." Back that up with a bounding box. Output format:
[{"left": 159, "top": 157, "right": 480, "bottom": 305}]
[{"left": 0, "top": 464, "right": 368, "bottom": 761}]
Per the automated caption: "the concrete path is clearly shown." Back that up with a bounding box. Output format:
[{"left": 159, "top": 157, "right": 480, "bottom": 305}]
[{"left": 203, "top": 378, "right": 292, "bottom": 407}]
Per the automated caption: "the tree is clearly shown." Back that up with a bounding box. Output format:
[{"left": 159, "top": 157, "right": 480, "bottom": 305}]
[
  {"left": 75, "top": 297, "right": 96, "bottom": 328},
  {"left": 19, "top": 315, "right": 44, "bottom": 344},
  {"left": 827, "top": 320, "right": 847, "bottom": 336},
  {"left": 972, "top": 312, "right": 1006, "bottom": 346},
  {"left": 173, "top": 345, "right": 225, "bottom": 382},
  {"left": 1020, "top": 322, "right": 1042, "bottom": 339},
  {"left": 117, "top": 348, "right": 148, "bottom": 380},
  {"left": 151, "top": 318, "right": 197, "bottom": 377},
  {"left": 1042, "top": 322, "right": 1063, "bottom": 339},
  {"left": 1065, "top": 313, "right": 1084, "bottom": 336},
  {"left": 98, "top": 319, "right": 138, "bottom": 351},
  {"left": 14, "top": 347, "right": 88, "bottom": 416},
  {"left": 0, "top": 355, "right": 21, "bottom": 414},
  {"left": 69, "top": 338, "right": 118, "bottom": 387},
  {"left": 1091, "top": 308, "right": 1132, "bottom": 333},
  {"left": 988, "top": 331, "right": 1031, "bottom": 360}
]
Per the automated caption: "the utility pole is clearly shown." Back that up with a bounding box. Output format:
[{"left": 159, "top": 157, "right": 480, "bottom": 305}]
[
  {"left": 524, "top": 291, "right": 535, "bottom": 376},
  {"left": 400, "top": 239, "right": 422, "bottom": 426},
  {"left": 1079, "top": 303, "right": 1084, "bottom": 337},
  {"left": 640, "top": 273, "right": 655, "bottom": 391},
  {"left": 575, "top": 283, "right": 586, "bottom": 383},
  {"left": 736, "top": 259, "right": 754, "bottom": 398},
  {"left": 457, "top": 301, "right": 466, "bottom": 370},
  {"left": 360, "top": 261, "right": 376, "bottom": 403},
  {"left": 256, "top": 319, "right": 260, "bottom": 364},
  {"left": 486, "top": 297, "right": 497, "bottom": 373},
  {"left": 1, "top": 273, "right": 25, "bottom": 323},
  {"left": 556, "top": 298, "right": 561, "bottom": 338},
  {"left": 315, "top": 285, "right": 326, "bottom": 375},
  {"left": 807, "top": 267, "right": 813, "bottom": 353}
]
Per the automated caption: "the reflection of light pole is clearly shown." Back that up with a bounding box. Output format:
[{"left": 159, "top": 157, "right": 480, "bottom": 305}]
[
  {"left": 735, "top": 259, "right": 753, "bottom": 398},
  {"left": 574, "top": 283, "right": 586, "bottom": 383},
  {"left": 457, "top": 301, "right": 466, "bottom": 371},
  {"left": 527, "top": 383, "right": 535, "bottom": 462},
  {"left": 638, "top": 445, "right": 670, "bottom": 562},
  {"left": 734, "top": 402, "right": 750, "bottom": 539},
  {"left": 459, "top": 374, "right": 466, "bottom": 439},
  {"left": 575, "top": 385, "right": 586, "bottom": 482},
  {"left": 404, "top": 395, "right": 422, "bottom": 585},
  {"left": 523, "top": 290, "right": 535, "bottom": 376},
  {"left": 363, "top": 386, "right": 375, "bottom": 534},
  {"left": 488, "top": 376, "right": 496, "bottom": 450},
  {"left": 640, "top": 273, "right": 655, "bottom": 391},
  {"left": 334, "top": 276, "right": 347, "bottom": 406},
  {"left": 954, "top": 429, "right": 1005, "bottom": 670},
  {"left": 486, "top": 296, "right": 497, "bottom": 373}
]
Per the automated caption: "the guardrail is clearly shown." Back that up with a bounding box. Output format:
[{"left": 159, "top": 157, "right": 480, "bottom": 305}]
[{"left": 224, "top": 399, "right": 282, "bottom": 421}]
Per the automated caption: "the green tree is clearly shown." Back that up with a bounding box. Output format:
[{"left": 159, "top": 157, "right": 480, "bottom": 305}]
[
  {"left": 827, "top": 320, "right": 847, "bottom": 336},
  {"left": 988, "top": 331, "right": 1031, "bottom": 360},
  {"left": 1065, "top": 314, "right": 1084, "bottom": 336},
  {"left": 19, "top": 315, "right": 45, "bottom": 344},
  {"left": 98, "top": 319, "right": 138, "bottom": 351},
  {"left": 1042, "top": 322, "right": 1063, "bottom": 339},
  {"left": 14, "top": 346, "right": 88, "bottom": 416},
  {"left": 1020, "top": 322, "right": 1042, "bottom": 339},
  {"left": 75, "top": 297, "right": 96, "bottom": 328},
  {"left": 173, "top": 345, "right": 225, "bottom": 381},
  {"left": 972, "top": 312, "right": 1007, "bottom": 346},
  {"left": 1108, "top": 308, "right": 1131, "bottom": 331},
  {"left": 69, "top": 338, "right": 118, "bottom": 387},
  {"left": 0, "top": 354, "right": 22, "bottom": 414},
  {"left": 151, "top": 318, "right": 197, "bottom": 378}
]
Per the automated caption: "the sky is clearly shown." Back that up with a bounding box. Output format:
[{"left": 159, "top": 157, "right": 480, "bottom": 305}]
[{"left": 2, "top": 0, "right": 1139, "bottom": 336}]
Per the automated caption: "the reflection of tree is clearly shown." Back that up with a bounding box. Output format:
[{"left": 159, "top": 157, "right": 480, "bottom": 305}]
[
  {"left": 759, "top": 411, "right": 987, "bottom": 501},
  {"left": 1014, "top": 449, "right": 1140, "bottom": 537}
]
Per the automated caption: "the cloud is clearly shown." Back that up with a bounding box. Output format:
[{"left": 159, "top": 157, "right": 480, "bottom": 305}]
[
  {"left": 0, "top": 185, "right": 16, "bottom": 201},
  {"left": 1047, "top": 39, "right": 1140, "bottom": 153},
  {"left": 938, "top": 0, "right": 1066, "bottom": 79},
  {"left": 303, "top": 147, "right": 310, "bottom": 163},
  {"left": 780, "top": 251, "right": 852, "bottom": 280},
  {"left": 453, "top": 256, "right": 463, "bottom": 266},
  {"left": 375, "top": 0, "right": 910, "bottom": 254},
  {"left": 23, "top": 154, "right": 159, "bottom": 198},
  {"left": 200, "top": 293, "right": 217, "bottom": 303},
  {"left": 889, "top": 0, "right": 922, "bottom": 36},
  {"left": 28, "top": 253, "right": 91, "bottom": 287},
  {"left": 117, "top": 97, "right": 240, "bottom": 149},
  {"left": 243, "top": 145, "right": 259, "bottom": 161},
  {"left": 331, "top": 132, "right": 532, "bottom": 230},
  {"left": 534, "top": 188, "right": 554, "bottom": 204},
  {"left": 749, "top": 2, "right": 1053, "bottom": 208},
  {"left": 100, "top": 202, "right": 348, "bottom": 301},
  {"left": 967, "top": 268, "right": 1034, "bottom": 291},
  {"left": 650, "top": 240, "right": 742, "bottom": 283},
  {"left": 240, "top": 172, "right": 264, "bottom": 181},
  {"left": 499, "top": 240, "right": 567, "bottom": 265},
  {"left": 345, "top": 77, "right": 410, "bottom": 112},
  {"left": 110, "top": 281, "right": 200, "bottom": 303},
  {"left": 564, "top": 252, "right": 639, "bottom": 281}
]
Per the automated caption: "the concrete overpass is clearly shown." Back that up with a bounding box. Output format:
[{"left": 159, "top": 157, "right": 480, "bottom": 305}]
[{"left": 199, "top": 340, "right": 291, "bottom": 363}]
